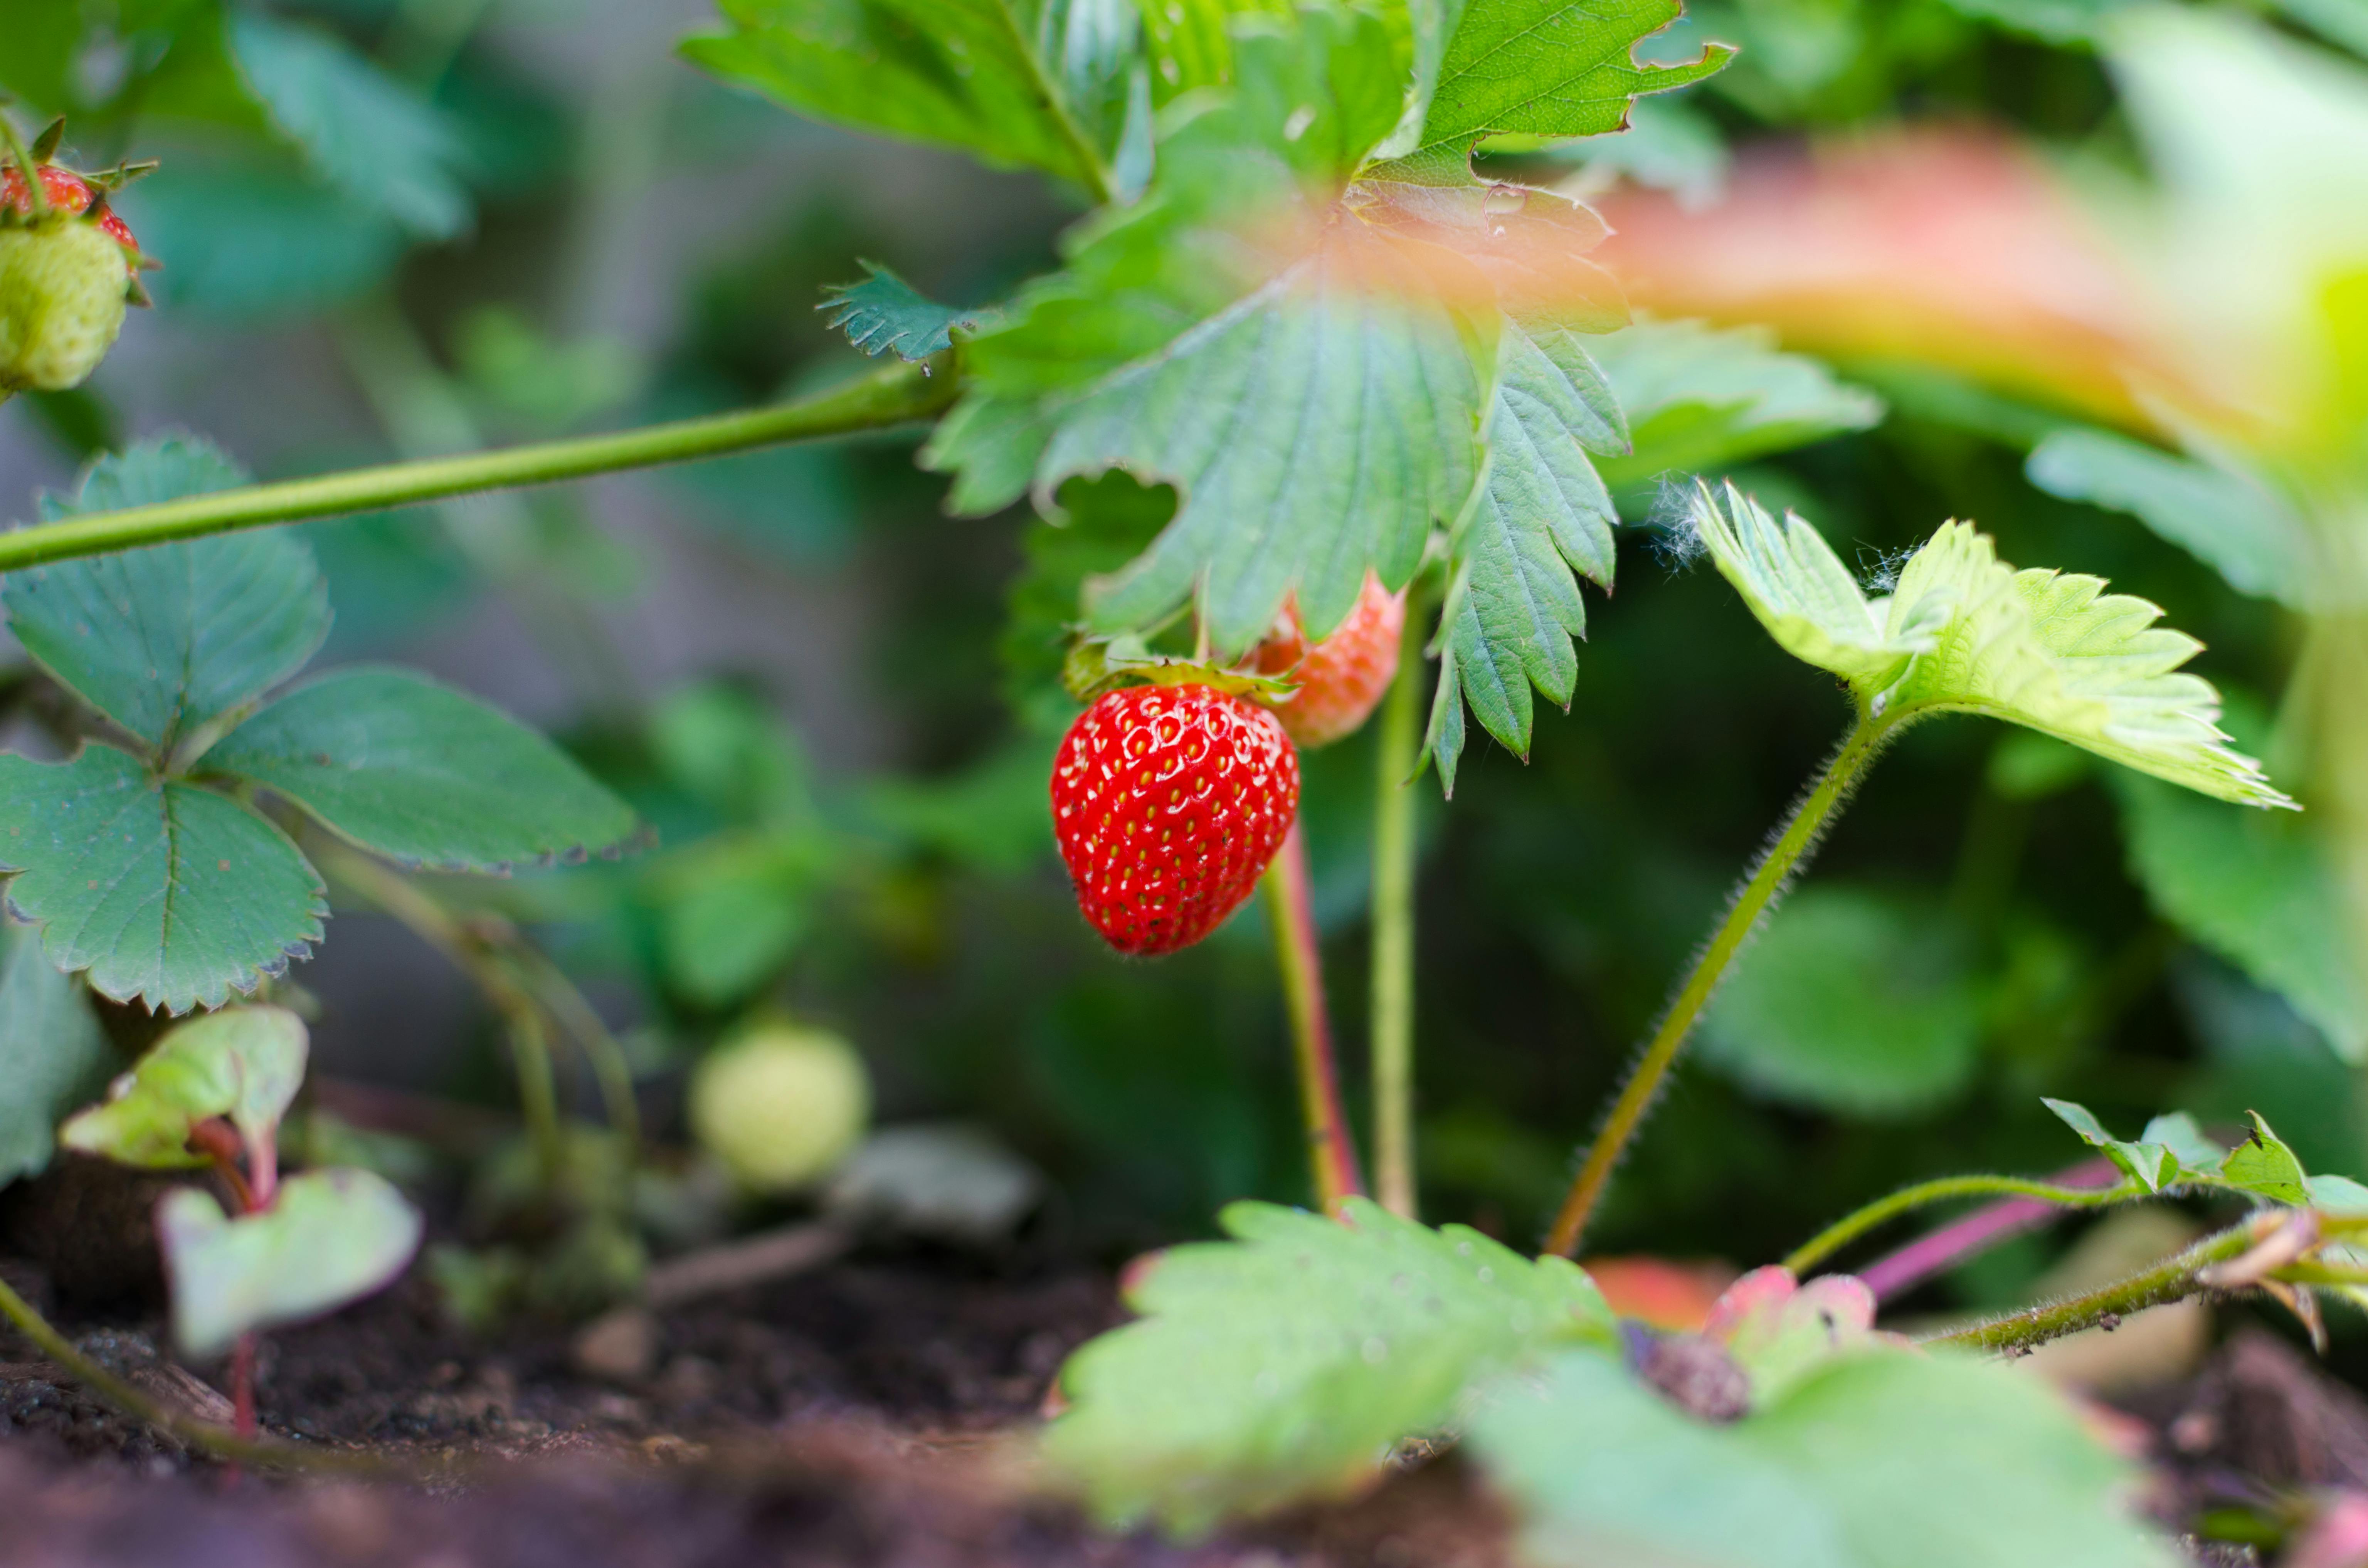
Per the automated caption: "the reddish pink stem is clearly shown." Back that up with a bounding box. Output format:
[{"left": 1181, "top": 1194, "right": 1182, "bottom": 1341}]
[
  {"left": 1858, "top": 1156, "right": 2121, "bottom": 1302},
  {"left": 1263, "top": 825, "right": 1367, "bottom": 1212}
]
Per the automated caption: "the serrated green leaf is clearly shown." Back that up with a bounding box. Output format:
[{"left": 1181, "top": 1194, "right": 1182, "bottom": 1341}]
[
  {"left": 1687, "top": 481, "right": 1944, "bottom": 692},
  {"left": 1471, "top": 1346, "right": 2176, "bottom": 1568},
  {"left": 682, "top": 0, "right": 1138, "bottom": 191},
  {"left": 59, "top": 1005, "right": 307, "bottom": 1172},
  {"left": 0, "top": 746, "right": 326, "bottom": 1014},
  {"left": 2025, "top": 428, "right": 2317, "bottom": 610},
  {"left": 1703, "top": 886, "right": 1985, "bottom": 1116},
  {"left": 227, "top": 11, "right": 471, "bottom": 240},
  {"left": 1689, "top": 485, "right": 2293, "bottom": 809},
  {"left": 1045, "top": 1195, "right": 1612, "bottom": 1533},
  {"left": 819, "top": 262, "right": 989, "bottom": 361},
  {"left": 1591, "top": 319, "right": 1884, "bottom": 491},
  {"left": 9, "top": 439, "right": 330, "bottom": 758},
  {"left": 2114, "top": 771, "right": 2365, "bottom": 1062},
  {"left": 2220, "top": 1110, "right": 2311, "bottom": 1205},
  {"left": 160, "top": 1167, "right": 422, "bottom": 1360},
  {"left": 0, "top": 921, "right": 114, "bottom": 1185},
  {"left": 1401, "top": 0, "right": 1734, "bottom": 168},
  {"left": 2042, "top": 1097, "right": 2180, "bottom": 1191},
  {"left": 204, "top": 667, "right": 638, "bottom": 874},
  {"left": 1424, "top": 635, "right": 1471, "bottom": 796}
]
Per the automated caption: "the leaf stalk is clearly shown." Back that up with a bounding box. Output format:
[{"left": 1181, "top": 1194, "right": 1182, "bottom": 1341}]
[
  {"left": 1783, "top": 1171, "right": 2140, "bottom": 1277},
  {"left": 1546, "top": 711, "right": 1896, "bottom": 1257},
  {"left": 1369, "top": 583, "right": 1429, "bottom": 1218},
  {"left": 1263, "top": 824, "right": 1367, "bottom": 1213}
]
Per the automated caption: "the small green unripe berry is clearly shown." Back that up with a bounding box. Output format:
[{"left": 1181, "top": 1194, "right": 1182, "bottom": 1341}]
[
  {"left": 0, "top": 218, "right": 130, "bottom": 393},
  {"left": 688, "top": 1023, "right": 870, "bottom": 1193}
]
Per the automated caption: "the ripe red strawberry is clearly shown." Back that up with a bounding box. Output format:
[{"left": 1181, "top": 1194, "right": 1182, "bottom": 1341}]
[
  {"left": 1253, "top": 572, "right": 1406, "bottom": 749},
  {"left": 1051, "top": 683, "right": 1300, "bottom": 955}
]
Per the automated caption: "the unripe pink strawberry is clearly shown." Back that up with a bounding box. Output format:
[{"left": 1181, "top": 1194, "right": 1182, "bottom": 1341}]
[
  {"left": 2, "top": 164, "right": 140, "bottom": 255},
  {"left": 1253, "top": 573, "right": 1406, "bottom": 749},
  {"left": 2, "top": 151, "right": 143, "bottom": 394}
]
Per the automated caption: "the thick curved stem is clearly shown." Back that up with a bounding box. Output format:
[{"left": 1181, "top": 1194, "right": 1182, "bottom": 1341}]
[
  {"left": 0, "top": 356, "right": 955, "bottom": 572},
  {"left": 1784, "top": 1173, "right": 2139, "bottom": 1276},
  {"left": 1369, "top": 595, "right": 1428, "bottom": 1218},
  {"left": 1546, "top": 713, "right": 1895, "bottom": 1257},
  {"left": 1922, "top": 1220, "right": 2257, "bottom": 1355},
  {"left": 1263, "top": 825, "right": 1367, "bottom": 1213}
]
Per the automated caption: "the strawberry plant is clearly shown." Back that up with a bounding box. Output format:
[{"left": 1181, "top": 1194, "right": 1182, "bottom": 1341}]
[{"left": 1, "top": 3, "right": 2366, "bottom": 1563}]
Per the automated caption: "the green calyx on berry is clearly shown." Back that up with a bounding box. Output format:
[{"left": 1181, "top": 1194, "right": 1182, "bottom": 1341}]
[
  {"left": 0, "top": 118, "right": 154, "bottom": 394},
  {"left": 1061, "top": 632, "right": 1298, "bottom": 706}
]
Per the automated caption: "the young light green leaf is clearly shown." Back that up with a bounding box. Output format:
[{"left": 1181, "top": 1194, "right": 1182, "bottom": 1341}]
[
  {"left": 2114, "top": 773, "right": 2365, "bottom": 1061},
  {"left": 204, "top": 667, "right": 639, "bottom": 873},
  {"left": 0, "top": 746, "right": 327, "bottom": 1014},
  {"left": 0, "top": 922, "right": 115, "bottom": 1185},
  {"left": 1471, "top": 1346, "right": 2176, "bottom": 1568},
  {"left": 160, "top": 1167, "right": 423, "bottom": 1360},
  {"left": 227, "top": 11, "right": 471, "bottom": 239},
  {"left": 820, "top": 262, "right": 990, "bottom": 362},
  {"left": 2026, "top": 427, "right": 2317, "bottom": 610},
  {"left": 2139, "top": 1111, "right": 2225, "bottom": 1172},
  {"left": 2220, "top": 1111, "right": 2311, "bottom": 1205},
  {"left": 1685, "top": 481, "right": 1946, "bottom": 692},
  {"left": 1689, "top": 485, "right": 2293, "bottom": 809},
  {"left": 1398, "top": 0, "right": 1734, "bottom": 171},
  {"left": 682, "top": 0, "right": 1137, "bottom": 192},
  {"left": 60, "top": 1005, "right": 308, "bottom": 1172},
  {"left": 2042, "top": 1097, "right": 2181, "bottom": 1191},
  {"left": 1590, "top": 320, "right": 1884, "bottom": 492},
  {"left": 1045, "top": 1196, "right": 1612, "bottom": 1534},
  {"left": 8, "top": 438, "right": 331, "bottom": 758},
  {"left": 2308, "top": 1174, "right": 2368, "bottom": 1214},
  {"left": 1703, "top": 886, "right": 1985, "bottom": 1116}
]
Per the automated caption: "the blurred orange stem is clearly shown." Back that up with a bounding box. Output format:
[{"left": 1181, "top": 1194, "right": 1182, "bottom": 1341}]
[{"left": 1263, "top": 825, "right": 1367, "bottom": 1213}]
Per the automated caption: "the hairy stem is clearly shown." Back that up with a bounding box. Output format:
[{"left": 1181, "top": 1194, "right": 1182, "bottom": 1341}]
[
  {"left": 0, "top": 357, "right": 954, "bottom": 573},
  {"left": 1546, "top": 713, "right": 1895, "bottom": 1257},
  {"left": 1369, "top": 587, "right": 1429, "bottom": 1218},
  {"left": 1264, "top": 825, "right": 1367, "bottom": 1213},
  {"left": 1922, "top": 1220, "right": 2257, "bottom": 1355},
  {"left": 1784, "top": 1172, "right": 2139, "bottom": 1276}
]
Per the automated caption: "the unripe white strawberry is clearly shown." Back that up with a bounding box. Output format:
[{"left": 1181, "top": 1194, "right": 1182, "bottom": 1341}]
[
  {"left": 688, "top": 1021, "right": 871, "bottom": 1193},
  {"left": 0, "top": 217, "right": 131, "bottom": 393}
]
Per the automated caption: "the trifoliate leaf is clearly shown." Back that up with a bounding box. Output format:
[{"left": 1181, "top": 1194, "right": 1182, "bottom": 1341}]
[
  {"left": 227, "top": 11, "right": 471, "bottom": 240},
  {"left": 0, "top": 921, "right": 114, "bottom": 1185},
  {"left": 1591, "top": 319, "right": 1884, "bottom": 491},
  {"left": 2220, "top": 1110, "right": 2311, "bottom": 1205},
  {"left": 59, "top": 1006, "right": 308, "bottom": 1172},
  {"left": 2115, "top": 771, "right": 2365, "bottom": 1062},
  {"left": 1045, "top": 1196, "right": 1613, "bottom": 1534},
  {"left": 0, "top": 746, "right": 326, "bottom": 1013},
  {"left": 2026, "top": 427, "right": 2318, "bottom": 611},
  {"left": 1686, "top": 483, "right": 2293, "bottom": 809},
  {"left": 1395, "top": 0, "right": 1734, "bottom": 172},
  {"left": 159, "top": 1167, "right": 423, "bottom": 1360},
  {"left": 1704, "top": 886, "right": 1985, "bottom": 1116},
  {"left": 682, "top": 0, "right": 1139, "bottom": 192},
  {"left": 1471, "top": 1346, "right": 2177, "bottom": 1568},
  {"left": 2042, "top": 1097, "right": 2183, "bottom": 1192},
  {"left": 9, "top": 438, "right": 330, "bottom": 760},
  {"left": 204, "top": 666, "right": 639, "bottom": 874},
  {"left": 820, "top": 262, "right": 991, "bottom": 362}
]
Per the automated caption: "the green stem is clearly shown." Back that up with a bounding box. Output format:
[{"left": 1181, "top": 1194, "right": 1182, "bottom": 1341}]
[
  {"left": 0, "top": 357, "right": 954, "bottom": 573},
  {"left": 1922, "top": 1220, "right": 2255, "bottom": 1355},
  {"left": 510, "top": 941, "right": 642, "bottom": 1149},
  {"left": 1783, "top": 1174, "right": 2140, "bottom": 1276},
  {"left": 1369, "top": 586, "right": 1429, "bottom": 1219},
  {"left": 0, "top": 111, "right": 50, "bottom": 218},
  {"left": 1546, "top": 712, "right": 1895, "bottom": 1257},
  {"left": 1263, "top": 824, "right": 1367, "bottom": 1213},
  {"left": 990, "top": 4, "right": 1117, "bottom": 204},
  {"left": 507, "top": 1008, "right": 565, "bottom": 1187}
]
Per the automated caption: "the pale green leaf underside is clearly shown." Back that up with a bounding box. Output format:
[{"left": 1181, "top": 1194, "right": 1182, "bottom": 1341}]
[
  {"left": 1045, "top": 1196, "right": 1611, "bottom": 1534},
  {"left": 1061, "top": 235, "right": 1480, "bottom": 653},
  {"left": 0, "top": 746, "right": 326, "bottom": 1014},
  {"left": 206, "top": 667, "right": 639, "bottom": 874},
  {"left": 1688, "top": 482, "right": 2292, "bottom": 809},
  {"left": 160, "top": 1167, "right": 423, "bottom": 1360},
  {"left": 1472, "top": 1347, "right": 2175, "bottom": 1568},
  {"left": 61, "top": 1005, "right": 308, "bottom": 1171},
  {"left": 12, "top": 438, "right": 330, "bottom": 757},
  {"left": 2115, "top": 773, "right": 2366, "bottom": 1061},
  {"left": 820, "top": 261, "right": 989, "bottom": 361},
  {"left": 0, "top": 923, "right": 113, "bottom": 1185}
]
